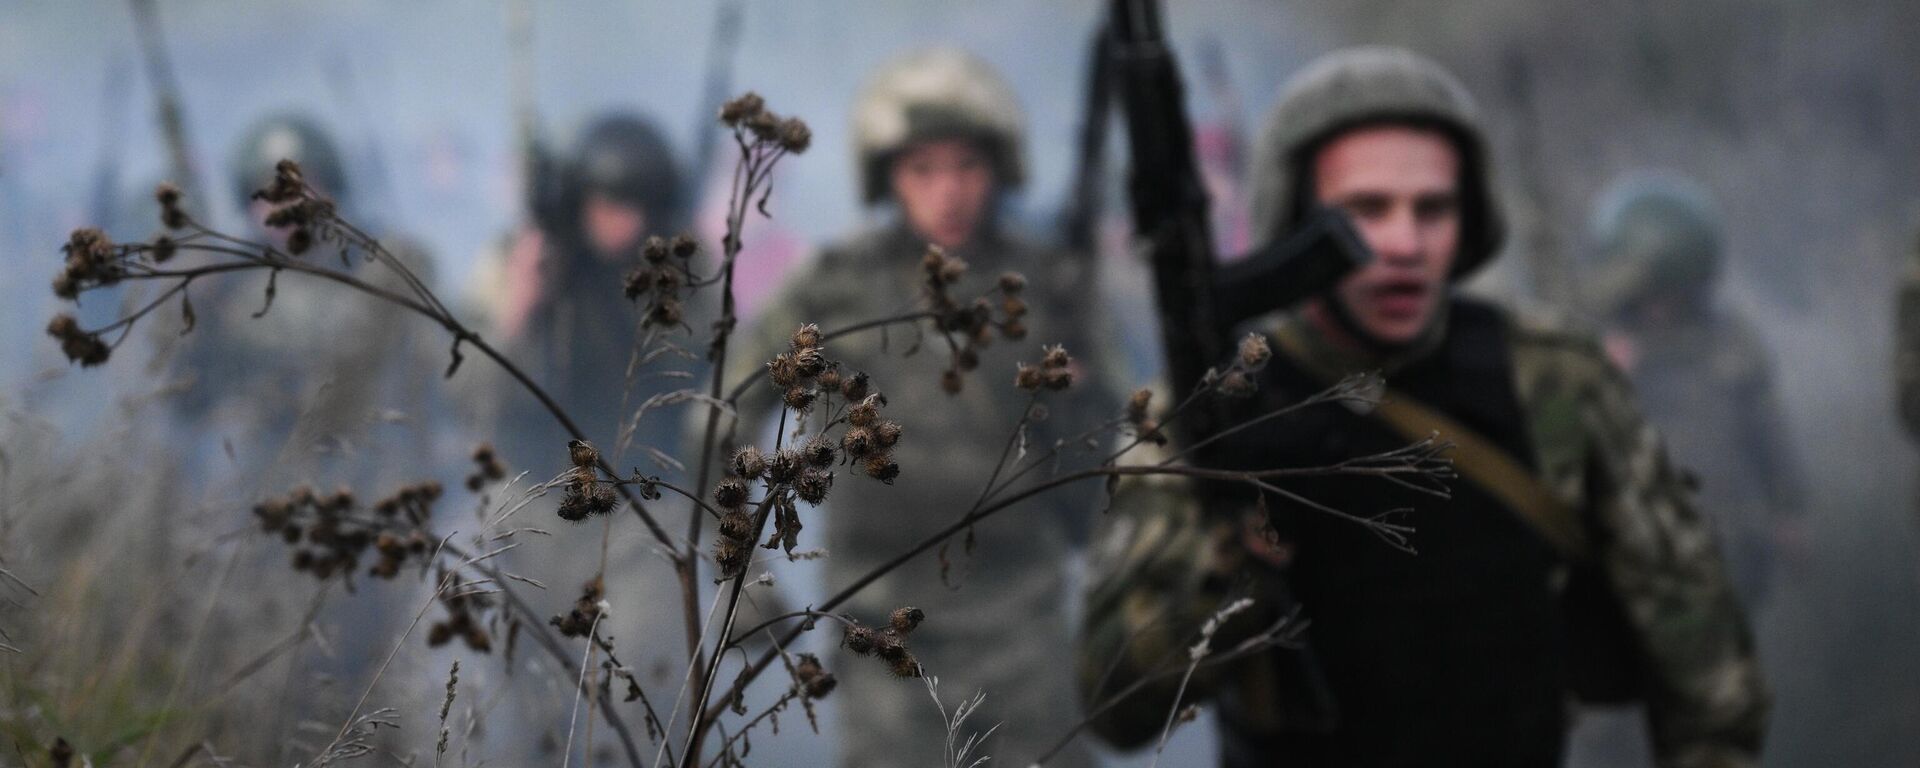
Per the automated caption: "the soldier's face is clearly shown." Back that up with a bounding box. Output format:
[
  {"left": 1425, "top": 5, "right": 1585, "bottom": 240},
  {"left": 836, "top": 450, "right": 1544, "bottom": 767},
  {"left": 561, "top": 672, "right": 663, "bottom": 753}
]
[
  {"left": 1312, "top": 125, "right": 1462, "bottom": 345},
  {"left": 582, "top": 192, "right": 648, "bottom": 262},
  {"left": 890, "top": 139, "right": 995, "bottom": 250}
]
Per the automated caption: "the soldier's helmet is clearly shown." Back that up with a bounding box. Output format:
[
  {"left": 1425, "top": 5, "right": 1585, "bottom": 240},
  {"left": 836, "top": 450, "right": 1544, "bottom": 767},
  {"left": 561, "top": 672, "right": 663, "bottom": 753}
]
[
  {"left": 1585, "top": 172, "right": 1724, "bottom": 315},
  {"left": 230, "top": 113, "right": 349, "bottom": 211},
  {"left": 570, "top": 112, "right": 683, "bottom": 220},
  {"left": 852, "top": 48, "right": 1026, "bottom": 204},
  {"left": 1249, "top": 46, "right": 1504, "bottom": 278}
]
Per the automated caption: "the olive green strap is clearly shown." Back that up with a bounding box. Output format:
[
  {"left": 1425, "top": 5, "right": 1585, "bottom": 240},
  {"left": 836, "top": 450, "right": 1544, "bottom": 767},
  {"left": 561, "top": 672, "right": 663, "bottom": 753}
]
[{"left": 1272, "top": 325, "right": 1590, "bottom": 561}]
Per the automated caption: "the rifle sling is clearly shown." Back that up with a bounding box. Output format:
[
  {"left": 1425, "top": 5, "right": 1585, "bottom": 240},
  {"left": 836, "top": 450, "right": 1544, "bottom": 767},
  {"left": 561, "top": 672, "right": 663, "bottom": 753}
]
[{"left": 1270, "top": 325, "right": 1591, "bottom": 562}]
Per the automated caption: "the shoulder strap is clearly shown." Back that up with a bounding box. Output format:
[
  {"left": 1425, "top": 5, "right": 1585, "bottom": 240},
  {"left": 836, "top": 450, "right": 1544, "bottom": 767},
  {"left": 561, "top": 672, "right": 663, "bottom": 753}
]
[{"left": 1271, "top": 324, "right": 1590, "bottom": 561}]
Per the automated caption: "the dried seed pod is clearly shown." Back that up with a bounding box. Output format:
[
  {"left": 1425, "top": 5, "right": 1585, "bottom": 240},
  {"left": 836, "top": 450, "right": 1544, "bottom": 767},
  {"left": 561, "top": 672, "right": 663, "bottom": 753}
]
[
  {"left": 861, "top": 453, "right": 900, "bottom": 484},
  {"left": 713, "top": 478, "right": 750, "bottom": 509},
  {"left": 840, "top": 371, "right": 870, "bottom": 401},
  {"left": 872, "top": 421, "right": 902, "bottom": 450},
  {"left": 1216, "top": 370, "right": 1256, "bottom": 399},
  {"left": 841, "top": 427, "right": 875, "bottom": 459},
  {"left": 802, "top": 437, "right": 836, "bottom": 469},
  {"left": 1238, "top": 333, "right": 1272, "bottom": 370},
  {"left": 940, "top": 369, "right": 963, "bottom": 395},
  {"left": 997, "top": 271, "right": 1026, "bottom": 293},
  {"left": 790, "top": 323, "right": 822, "bottom": 351},
  {"left": 719, "top": 510, "right": 753, "bottom": 541},
  {"left": 795, "top": 469, "right": 834, "bottom": 505},
  {"left": 1127, "top": 388, "right": 1154, "bottom": 425},
  {"left": 842, "top": 624, "right": 879, "bottom": 656},
  {"left": 730, "top": 446, "right": 768, "bottom": 479},
  {"left": 889, "top": 606, "right": 925, "bottom": 634}
]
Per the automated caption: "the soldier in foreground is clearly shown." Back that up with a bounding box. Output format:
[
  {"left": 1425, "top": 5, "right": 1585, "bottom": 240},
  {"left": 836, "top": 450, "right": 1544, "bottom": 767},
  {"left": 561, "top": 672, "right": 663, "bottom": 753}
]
[
  {"left": 736, "top": 48, "right": 1110, "bottom": 768},
  {"left": 1077, "top": 47, "right": 1766, "bottom": 767},
  {"left": 1584, "top": 173, "right": 1804, "bottom": 611}
]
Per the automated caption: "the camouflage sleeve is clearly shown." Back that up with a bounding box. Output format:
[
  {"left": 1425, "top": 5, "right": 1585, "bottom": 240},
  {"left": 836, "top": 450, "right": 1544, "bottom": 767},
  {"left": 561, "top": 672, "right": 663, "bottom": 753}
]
[
  {"left": 1075, "top": 447, "right": 1239, "bottom": 750},
  {"left": 1577, "top": 342, "right": 1770, "bottom": 768},
  {"left": 1897, "top": 237, "right": 1920, "bottom": 442}
]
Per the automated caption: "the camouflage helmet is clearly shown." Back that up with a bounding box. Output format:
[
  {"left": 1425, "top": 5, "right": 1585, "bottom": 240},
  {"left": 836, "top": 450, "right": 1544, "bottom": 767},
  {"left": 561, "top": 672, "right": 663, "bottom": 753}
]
[
  {"left": 852, "top": 47, "right": 1026, "bottom": 204},
  {"left": 1584, "top": 171, "right": 1724, "bottom": 314},
  {"left": 230, "top": 113, "right": 348, "bottom": 209},
  {"left": 1249, "top": 46, "right": 1504, "bottom": 278},
  {"left": 570, "top": 112, "right": 683, "bottom": 218}
]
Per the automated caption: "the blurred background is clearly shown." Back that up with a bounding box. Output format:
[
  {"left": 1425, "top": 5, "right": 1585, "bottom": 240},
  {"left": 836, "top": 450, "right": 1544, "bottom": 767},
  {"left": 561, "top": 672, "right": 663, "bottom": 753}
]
[{"left": 2, "top": 1, "right": 1917, "bottom": 766}]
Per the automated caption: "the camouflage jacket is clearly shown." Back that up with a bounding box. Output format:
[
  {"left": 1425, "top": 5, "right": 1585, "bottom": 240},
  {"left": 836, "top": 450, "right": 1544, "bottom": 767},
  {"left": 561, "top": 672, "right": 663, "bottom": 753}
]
[
  {"left": 729, "top": 221, "right": 1117, "bottom": 768},
  {"left": 1611, "top": 309, "right": 1802, "bottom": 607},
  {"left": 1078, "top": 301, "right": 1767, "bottom": 768}
]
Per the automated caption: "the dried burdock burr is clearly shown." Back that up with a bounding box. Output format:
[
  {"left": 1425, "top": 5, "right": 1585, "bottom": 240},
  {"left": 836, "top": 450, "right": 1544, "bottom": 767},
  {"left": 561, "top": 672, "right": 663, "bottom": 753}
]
[
  {"left": 1238, "top": 333, "right": 1272, "bottom": 370},
  {"left": 795, "top": 653, "right": 836, "bottom": 699},
  {"left": 714, "top": 477, "right": 750, "bottom": 509},
  {"left": 730, "top": 445, "right": 768, "bottom": 480},
  {"left": 888, "top": 606, "right": 925, "bottom": 634}
]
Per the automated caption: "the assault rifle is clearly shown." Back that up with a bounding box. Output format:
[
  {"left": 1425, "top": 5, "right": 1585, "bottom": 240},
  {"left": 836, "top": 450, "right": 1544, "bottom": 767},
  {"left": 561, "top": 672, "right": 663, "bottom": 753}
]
[{"left": 1104, "top": 0, "right": 1371, "bottom": 444}]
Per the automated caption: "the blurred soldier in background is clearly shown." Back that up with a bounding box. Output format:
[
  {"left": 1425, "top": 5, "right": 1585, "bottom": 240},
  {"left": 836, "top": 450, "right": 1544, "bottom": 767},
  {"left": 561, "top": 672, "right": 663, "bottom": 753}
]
[
  {"left": 167, "top": 113, "right": 442, "bottom": 494},
  {"left": 1078, "top": 47, "right": 1766, "bottom": 767},
  {"left": 1584, "top": 173, "right": 1805, "bottom": 611},
  {"left": 736, "top": 48, "right": 1113, "bottom": 768},
  {"left": 477, "top": 112, "right": 697, "bottom": 470}
]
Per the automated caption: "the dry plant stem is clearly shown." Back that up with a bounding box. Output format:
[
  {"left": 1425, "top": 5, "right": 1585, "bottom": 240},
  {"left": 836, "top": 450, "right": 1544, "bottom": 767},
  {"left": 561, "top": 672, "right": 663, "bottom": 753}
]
[
  {"left": 723, "top": 610, "right": 856, "bottom": 649},
  {"left": 698, "top": 455, "right": 1442, "bottom": 729},
  {"left": 1029, "top": 614, "right": 1298, "bottom": 766},
  {"left": 702, "top": 689, "right": 798, "bottom": 768},
  {"left": 680, "top": 122, "right": 786, "bottom": 703},
  {"left": 451, "top": 548, "right": 655, "bottom": 768},
  {"left": 562, "top": 612, "right": 606, "bottom": 768},
  {"left": 116, "top": 228, "right": 680, "bottom": 554},
  {"left": 131, "top": 538, "right": 245, "bottom": 768},
  {"left": 684, "top": 407, "right": 788, "bottom": 766},
  {"left": 315, "top": 539, "right": 517, "bottom": 764}
]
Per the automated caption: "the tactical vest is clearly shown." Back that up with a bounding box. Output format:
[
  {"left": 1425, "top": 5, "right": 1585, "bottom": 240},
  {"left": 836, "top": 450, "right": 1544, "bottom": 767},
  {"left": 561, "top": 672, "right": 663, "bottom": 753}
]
[{"left": 1208, "top": 300, "right": 1569, "bottom": 767}]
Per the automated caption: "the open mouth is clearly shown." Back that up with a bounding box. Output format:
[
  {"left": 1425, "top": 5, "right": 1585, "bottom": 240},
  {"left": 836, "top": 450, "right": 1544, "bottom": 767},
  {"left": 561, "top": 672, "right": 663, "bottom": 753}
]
[{"left": 1368, "top": 279, "right": 1432, "bottom": 318}]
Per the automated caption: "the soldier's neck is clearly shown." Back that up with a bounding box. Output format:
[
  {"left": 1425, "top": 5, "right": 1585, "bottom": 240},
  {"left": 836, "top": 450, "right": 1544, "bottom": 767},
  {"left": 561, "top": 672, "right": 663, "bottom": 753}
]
[{"left": 1296, "top": 298, "right": 1451, "bottom": 375}]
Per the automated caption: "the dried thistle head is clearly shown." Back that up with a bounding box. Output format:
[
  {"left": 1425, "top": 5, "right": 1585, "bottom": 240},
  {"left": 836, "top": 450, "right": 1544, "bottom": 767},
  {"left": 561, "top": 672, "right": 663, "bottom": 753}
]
[
  {"left": 777, "top": 117, "right": 813, "bottom": 154},
  {"left": 1215, "top": 369, "right": 1256, "bottom": 399},
  {"left": 841, "top": 426, "right": 875, "bottom": 459},
  {"left": 1126, "top": 388, "right": 1154, "bottom": 426},
  {"left": 794, "top": 653, "right": 836, "bottom": 698},
  {"left": 768, "top": 448, "right": 803, "bottom": 483},
  {"left": 795, "top": 468, "right": 834, "bottom": 505},
  {"left": 46, "top": 314, "right": 109, "bottom": 367},
  {"left": 888, "top": 606, "right": 925, "bottom": 634},
  {"left": 713, "top": 477, "right": 750, "bottom": 509},
  {"left": 713, "top": 536, "right": 750, "bottom": 577},
  {"left": 847, "top": 394, "right": 883, "bottom": 427},
  {"left": 730, "top": 445, "right": 768, "bottom": 479},
  {"left": 567, "top": 439, "right": 601, "bottom": 469},
  {"left": 842, "top": 624, "right": 879, "bottom": 656},
  {"left": 783, "top": 385, "right": 818, "bottom": 412},
  {"left": 872, "top": 420, "right": 902, "bottom": 450},
  {"left": 840, "top": 371, "right": 870, "bottom": 401},
  {"left": 720, "top": 92, "right": 767, "bottom": 126},
  {"left": 719, "top": 509, "right": 753, "bottom": 541},
  {"left": 1238, "top": 333, "right": 1272, "bottom": 371},
  {"left": 801, "top": 436, "right": 837, "bottom": 469},
  {"left": 861, "top": 452, "right": 899, "bottom": 484},
  {"left": 791, "top": 323, "right": 823, "bottom": 351}
]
